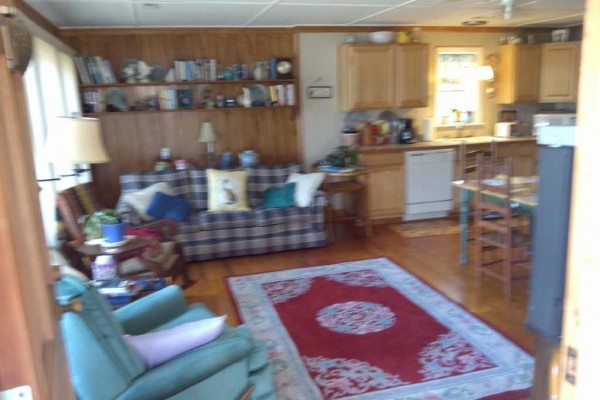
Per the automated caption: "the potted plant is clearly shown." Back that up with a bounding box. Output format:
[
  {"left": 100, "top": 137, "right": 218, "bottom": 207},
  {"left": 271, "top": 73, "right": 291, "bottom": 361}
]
[
  {"left": 324, "top": 146, "right": 359, "bottom": 168},
  {"left": 80, "top": 209, "right": 126, "bottom": 243}
]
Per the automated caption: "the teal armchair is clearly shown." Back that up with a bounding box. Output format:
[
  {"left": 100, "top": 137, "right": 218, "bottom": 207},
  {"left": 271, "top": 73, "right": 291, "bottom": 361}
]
[{"left": 55, "top": 277, "right": 275, "bottom": 400}]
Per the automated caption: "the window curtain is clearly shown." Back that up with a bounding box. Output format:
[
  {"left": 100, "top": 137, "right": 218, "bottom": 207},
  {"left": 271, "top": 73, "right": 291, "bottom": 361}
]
[{"left": 23, "top": 36, "right": 86, "bottom": 246}]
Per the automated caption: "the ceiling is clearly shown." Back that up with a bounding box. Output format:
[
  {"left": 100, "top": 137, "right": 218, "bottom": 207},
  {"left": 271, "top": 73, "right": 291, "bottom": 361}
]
[{"left": 23, "top": 0, "right": 585, "bottom": 29}]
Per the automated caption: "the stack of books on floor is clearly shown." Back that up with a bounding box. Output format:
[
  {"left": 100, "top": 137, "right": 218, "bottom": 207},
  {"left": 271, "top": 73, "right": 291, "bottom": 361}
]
[
  {"left": 92, "top": 279, "right": 142, "bottom": 308},
  {"left": 92, "top": 278, "right": 168, "bottom": 308}
]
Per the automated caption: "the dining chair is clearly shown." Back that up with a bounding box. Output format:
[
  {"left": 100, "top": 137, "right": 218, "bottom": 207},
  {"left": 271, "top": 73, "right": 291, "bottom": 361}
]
[
  {"left": 458, "top": 140, "right": 497, "bottom": 182},
  {"left": 473, "top": 153, "right": 531, "bottom": 301}
]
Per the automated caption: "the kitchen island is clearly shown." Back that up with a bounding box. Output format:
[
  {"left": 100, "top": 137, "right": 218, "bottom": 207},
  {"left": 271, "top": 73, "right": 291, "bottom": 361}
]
[{"left": 358, "top": 136, "right": 537, "bottom": 221}]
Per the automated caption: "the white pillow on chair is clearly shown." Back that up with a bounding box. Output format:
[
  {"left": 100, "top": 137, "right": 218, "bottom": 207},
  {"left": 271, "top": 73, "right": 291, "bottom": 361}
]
[
  {"left": 286, "top": 172, "right": 325, "bottom": 207},
  {"left": 122, "top": 182, "right": 175, "bottom": 221}
]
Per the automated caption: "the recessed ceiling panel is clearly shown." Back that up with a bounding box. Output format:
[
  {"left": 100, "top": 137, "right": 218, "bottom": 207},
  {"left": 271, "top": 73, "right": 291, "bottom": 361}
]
[
  {"left": 131, "top": 0, "right": 273, "bottom": 3},
  {"left": 30, "top": 2, "right": 136, "bottom": 27},
  {"left": 133, "top": 3, "right": 268, "bottom": 26},
  {"left": 251, "top": 4, "right": 390, "bottom": 25},
  {"left": 278, "top": 0, "right": 397, "bottom": 5}
]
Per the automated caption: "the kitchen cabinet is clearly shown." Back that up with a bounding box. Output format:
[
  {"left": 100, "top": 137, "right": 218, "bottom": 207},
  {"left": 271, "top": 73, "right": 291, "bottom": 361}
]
[
  {"left": 338, "top": 44, "right": 428, "bottom": 111},
  {"left": 360, "top": 150, "right": 405, "bottom": 218},
  {"left": 395, "top": 44, "right": 428, "bottom": 107},
  {"left": 539, "top": 42, "right": 581, "bottom": 103},
  {"left": 338, "top": 45, "right": 395, "bottom": 110},
  {"left": 497, "top": 44, "right": 541, "bottom": 104}
]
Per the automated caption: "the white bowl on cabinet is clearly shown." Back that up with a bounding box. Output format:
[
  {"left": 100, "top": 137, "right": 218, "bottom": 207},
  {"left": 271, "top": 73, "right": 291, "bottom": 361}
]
[{"left": 368, "top": 31, "right": 395, "bottom": 44}]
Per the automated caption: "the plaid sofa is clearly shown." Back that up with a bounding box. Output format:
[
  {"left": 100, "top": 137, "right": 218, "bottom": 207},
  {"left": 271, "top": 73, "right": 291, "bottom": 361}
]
[{"left": 116, "top": 163, "right": 327, "bottom": 262}]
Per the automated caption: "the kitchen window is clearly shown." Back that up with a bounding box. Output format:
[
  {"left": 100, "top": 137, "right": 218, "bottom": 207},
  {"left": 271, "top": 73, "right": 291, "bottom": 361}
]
[{"left": 434, "top": 47, "right": 483, "bottom": 126}]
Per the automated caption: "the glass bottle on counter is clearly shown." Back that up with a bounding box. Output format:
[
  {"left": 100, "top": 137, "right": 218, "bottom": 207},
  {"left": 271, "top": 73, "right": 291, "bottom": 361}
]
[{"left": 411, "top": 27, "right": 422, "bottom": 43}]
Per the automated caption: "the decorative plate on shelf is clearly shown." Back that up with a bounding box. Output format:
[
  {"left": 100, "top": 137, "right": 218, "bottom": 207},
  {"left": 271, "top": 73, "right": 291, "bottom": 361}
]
[
  {"left": 342, "top": 111, "right": 370, "bottom": 130},
  {"left": 106, "top": 87, "right": 129, "bottom": 112},
  {"left": 148, "top": 64, "right": 167, "bottom": 82},
  {"left": 249, "top": 84, "right": 269, "bottom": 103}
]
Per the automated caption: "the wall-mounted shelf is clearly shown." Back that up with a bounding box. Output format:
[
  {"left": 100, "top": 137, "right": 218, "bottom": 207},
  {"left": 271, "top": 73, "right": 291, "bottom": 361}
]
[
  {"left": 79, "top": 79, "right": 296, "bottom": 89},
  {"left": 82, "top": 105, "right": 296, "bottom": 116}
]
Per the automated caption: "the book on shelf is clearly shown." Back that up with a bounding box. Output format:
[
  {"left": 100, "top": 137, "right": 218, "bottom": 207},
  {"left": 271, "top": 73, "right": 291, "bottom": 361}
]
[{"left": 75, "top": 55, "right": 116, "bottom": 84}]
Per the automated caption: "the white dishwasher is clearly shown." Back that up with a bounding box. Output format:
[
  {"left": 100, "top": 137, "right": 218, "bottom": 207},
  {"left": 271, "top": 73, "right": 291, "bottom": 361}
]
[{"left": 405, "top": 149, "right": 455, "bottom": 221}]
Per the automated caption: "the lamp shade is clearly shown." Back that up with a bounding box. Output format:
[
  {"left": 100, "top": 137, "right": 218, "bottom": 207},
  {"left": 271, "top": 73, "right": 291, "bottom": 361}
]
[
  {"left": 198, "top": 122, "right": 216, "bottom": 143},
  {"left": 45, "top": 117, "right": 109, "bottom": 164},
  {"left": 476, "top": 65, "right": 494, "bottom": 81}
]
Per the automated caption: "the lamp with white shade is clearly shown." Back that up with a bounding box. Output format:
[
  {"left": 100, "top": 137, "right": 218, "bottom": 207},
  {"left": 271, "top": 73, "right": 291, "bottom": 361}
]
[
  {"left": 44, "top": 116, "right": 110, "bottom": 178},
  {"left": 476, "top": 65, "right": 496, "bottom": 97},
  {"left": 198, "top": 122, "right": 216, "bottom": 168}
]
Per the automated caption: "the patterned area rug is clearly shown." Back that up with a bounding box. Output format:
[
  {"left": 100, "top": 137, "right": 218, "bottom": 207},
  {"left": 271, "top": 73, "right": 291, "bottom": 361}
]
[
  {"left": 390, "top": 220, "right": 461, "bottom": 238},
  {"left": 227, "top": 258, "right": 533, "bottom": 400}
]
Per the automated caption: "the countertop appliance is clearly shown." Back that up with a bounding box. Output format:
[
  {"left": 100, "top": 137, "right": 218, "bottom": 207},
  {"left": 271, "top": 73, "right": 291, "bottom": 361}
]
[
  {"left": 527, "top": 125, "right": 575, "bottom": 341},
  {"left": 405, "top": 149, "right": 455, "bottom": 221},
  {"left": 396, "top": 118, "right": 417, "bottom": 144},
  {"left": 533, "top": 112, "right": 576, "bottom": 136}
]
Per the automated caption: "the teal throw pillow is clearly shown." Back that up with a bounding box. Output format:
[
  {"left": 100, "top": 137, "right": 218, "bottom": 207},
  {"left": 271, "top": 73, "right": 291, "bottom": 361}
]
[
  {"left": 147, "top": 192, "right": 192, "bottom": 222},
  {"left": 258, "top": 182, "right": 296, "bottom": 209}
]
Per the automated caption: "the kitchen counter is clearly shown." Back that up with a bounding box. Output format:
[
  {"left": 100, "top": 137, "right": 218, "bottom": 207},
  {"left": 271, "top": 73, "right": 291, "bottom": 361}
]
[
  {"left": 359, "top": 136, "right": 538, "bottom": 221},
  {"left": 359, "top": 136, "right": 536, "bottom": 154}
]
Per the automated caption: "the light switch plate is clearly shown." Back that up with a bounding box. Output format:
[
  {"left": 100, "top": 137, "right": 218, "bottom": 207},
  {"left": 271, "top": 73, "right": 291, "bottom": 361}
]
[
  {"left": 1, "top": 386, "right": 32, "bottom": 400},
  {"left": 307, "top": 86, "right": 333, "bottom": 99}
]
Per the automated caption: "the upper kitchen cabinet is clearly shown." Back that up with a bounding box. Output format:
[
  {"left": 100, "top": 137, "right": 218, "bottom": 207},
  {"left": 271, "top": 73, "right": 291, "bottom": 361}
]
[
  {"left": 338, "top": 45, "right": 395, "bottom": 110},
  {"left": 539, "top": 42, "right": 581, "bottom": 103},
  {"left": 338, "top": 44, "right": 428, "bottom": 111},
  {"left": 395, "top": 44, "right": 429, "bottom": 107},
  {"left": 497, "top": 44, "right": 541, "bottom": 104}
]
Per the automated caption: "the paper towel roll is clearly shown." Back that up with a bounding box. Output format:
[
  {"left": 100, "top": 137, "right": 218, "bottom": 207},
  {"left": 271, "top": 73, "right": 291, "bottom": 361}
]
[{"left": 422, "top": 118, "right": 433, "bottom": 141}]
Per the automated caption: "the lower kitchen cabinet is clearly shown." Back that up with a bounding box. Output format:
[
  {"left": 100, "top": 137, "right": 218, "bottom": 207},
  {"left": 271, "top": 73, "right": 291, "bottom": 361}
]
[
  {"left": 360, "top": 140, "right": 537, "bottom": 221},
  {"left": 367, "top": 166, "right": 405, "bottom": 218}
]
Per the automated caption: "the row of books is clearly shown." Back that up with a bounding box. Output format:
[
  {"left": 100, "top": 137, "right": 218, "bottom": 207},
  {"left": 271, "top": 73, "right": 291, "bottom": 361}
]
[
  {"left": 75, "top": 55, "right": 117, "bottom": 84},
  {"left": 173, "top": 59, "right": 218, "bottom": 82},
  {"left": 171, "top": 58, "right": 285, "bottom": 82},
  {"left": 158, "top": 88, "right": 193, "bottom": 110},
  {"left": 269, "top": 84, "right": 296, "bottom": 106}
]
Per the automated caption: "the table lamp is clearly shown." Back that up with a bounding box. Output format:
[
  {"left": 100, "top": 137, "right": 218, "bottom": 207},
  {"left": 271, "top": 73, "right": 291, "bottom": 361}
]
[
  {"left": 198, "top": 122, "right": 216, "bottom": 168},
  {"left": 44, "top": 116, "right": 110, "bottom": 178}
]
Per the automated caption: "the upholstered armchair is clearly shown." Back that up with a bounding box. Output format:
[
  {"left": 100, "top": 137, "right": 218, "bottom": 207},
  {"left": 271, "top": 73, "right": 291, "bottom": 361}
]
[
  {"left": 55, "top": 182, "right": 190, "bottom": 285},
  {"left": 55, "top": 276, "right": 276, "bottom": 400}
]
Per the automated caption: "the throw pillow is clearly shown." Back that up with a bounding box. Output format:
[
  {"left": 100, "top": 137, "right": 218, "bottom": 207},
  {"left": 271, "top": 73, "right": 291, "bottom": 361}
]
[
  {"left": 147, "top": 192, "right": 192, "bottom": 222},
  {"left": 257, "top": 182, "right": 296, "bottom": 209},
  {"left": 207, "top": 169, "right": 249, "bottom": 212},
  {"left": 121, "top": 182, "right": 174, "bottom": 221},
  {"left": 124, "top": 315, "right": 227, "bottom": 369},
  {"left": 286, "top": 172, "right": 326, "bottom": 207}
]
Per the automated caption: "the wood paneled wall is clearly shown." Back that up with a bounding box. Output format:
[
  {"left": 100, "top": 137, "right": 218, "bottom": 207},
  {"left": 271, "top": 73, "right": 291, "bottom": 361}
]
[{"left": 61, "top": 30, "right": 299, "bottom": 206}]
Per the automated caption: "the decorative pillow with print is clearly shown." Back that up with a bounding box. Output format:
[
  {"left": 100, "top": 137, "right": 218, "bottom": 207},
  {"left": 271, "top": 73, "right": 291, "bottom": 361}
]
[{"left": 207, "top": 169, "right": 249, "bottom": 211}]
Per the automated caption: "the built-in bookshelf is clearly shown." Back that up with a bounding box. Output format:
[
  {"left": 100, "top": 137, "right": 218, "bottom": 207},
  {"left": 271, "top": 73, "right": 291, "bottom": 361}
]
[{"left": 76, "top": 55, "right": 297, "bottom": 115}]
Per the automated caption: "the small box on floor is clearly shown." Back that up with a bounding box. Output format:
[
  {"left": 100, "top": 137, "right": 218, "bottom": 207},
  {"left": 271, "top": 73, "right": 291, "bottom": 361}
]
[{"left": 134, "top": 277, "right": 168, "bottom": 291}]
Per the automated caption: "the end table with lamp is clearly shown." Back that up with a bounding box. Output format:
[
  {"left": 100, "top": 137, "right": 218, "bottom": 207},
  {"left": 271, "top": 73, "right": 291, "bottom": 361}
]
[{"left": 318, "top": 166, "right": 372, "bottom": 241}]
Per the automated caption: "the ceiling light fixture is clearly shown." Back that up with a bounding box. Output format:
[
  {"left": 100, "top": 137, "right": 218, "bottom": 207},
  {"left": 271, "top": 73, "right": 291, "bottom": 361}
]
[
  {"left": 462, "top": 20, "right": 488, "bottom": 26},
  {"left": 502, "top": 0, "right": 514, "bottom": 19}
]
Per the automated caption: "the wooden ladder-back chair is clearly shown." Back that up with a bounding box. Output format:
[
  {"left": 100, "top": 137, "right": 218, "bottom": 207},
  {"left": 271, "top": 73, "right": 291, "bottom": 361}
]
[
  {"left": 458, "top": 140, "right": 498, "bottom": 182},
  {"left": 474, "top": 153, "right": 531, "bottom": 301}
]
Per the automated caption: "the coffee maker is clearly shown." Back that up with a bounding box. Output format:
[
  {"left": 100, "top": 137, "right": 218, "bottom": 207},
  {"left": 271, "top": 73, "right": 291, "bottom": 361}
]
[{"left": 395, "top": 118, "right": 416, "bottom": 144}]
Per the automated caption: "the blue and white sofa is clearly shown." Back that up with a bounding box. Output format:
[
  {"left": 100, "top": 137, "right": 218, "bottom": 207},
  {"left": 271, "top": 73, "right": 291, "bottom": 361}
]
[{"left": 116, "top": 163, "right": 328, "bottom": 262}]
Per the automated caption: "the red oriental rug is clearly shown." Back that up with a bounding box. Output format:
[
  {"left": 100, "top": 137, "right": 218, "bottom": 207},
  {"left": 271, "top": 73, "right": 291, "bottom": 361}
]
[{"left": 227, "top": 258, "right": 533, "bottom": 400}]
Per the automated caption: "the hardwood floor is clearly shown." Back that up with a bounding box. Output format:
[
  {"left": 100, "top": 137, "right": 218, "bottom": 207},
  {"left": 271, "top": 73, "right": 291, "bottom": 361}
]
[{"left": 183, "top": 220, "right": 536, "bottom": 354}]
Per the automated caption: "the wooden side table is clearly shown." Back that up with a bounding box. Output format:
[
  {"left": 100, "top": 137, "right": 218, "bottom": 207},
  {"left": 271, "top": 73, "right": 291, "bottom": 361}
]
[{"left": 320, "top": 168, "right": 372, "bottom": 241}]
